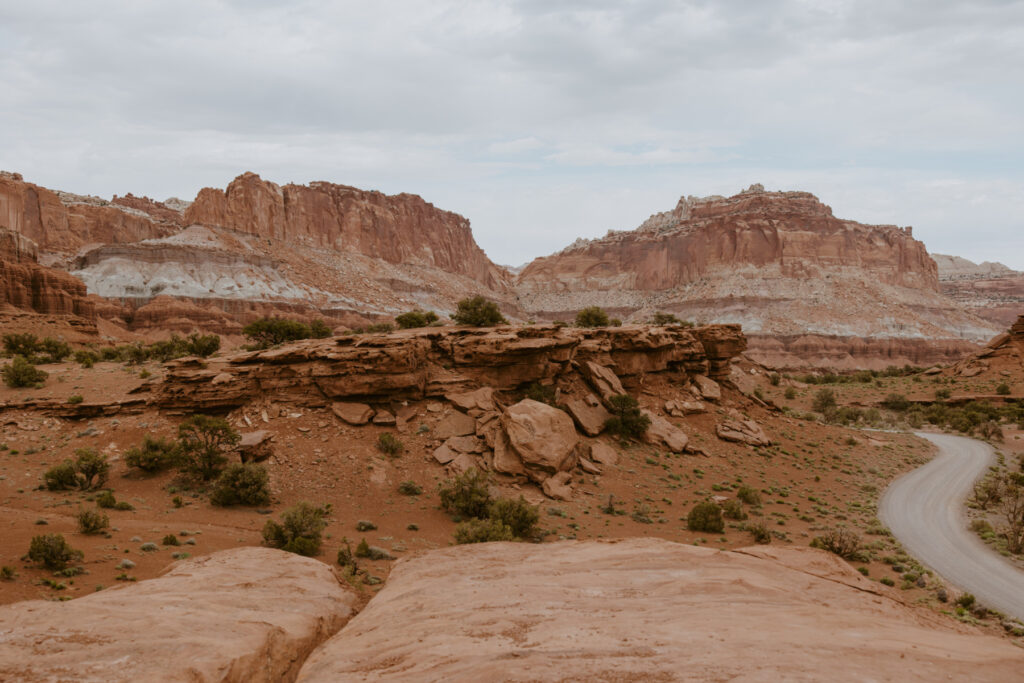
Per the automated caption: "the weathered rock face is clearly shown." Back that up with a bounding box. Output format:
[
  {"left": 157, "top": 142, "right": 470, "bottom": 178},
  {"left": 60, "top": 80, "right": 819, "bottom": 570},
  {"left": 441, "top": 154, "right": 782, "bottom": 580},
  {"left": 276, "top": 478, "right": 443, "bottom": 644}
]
[
  {"left": 0, "top": 547, "right": 355, "bottom": 683},
  {"left": 296, "top": 539, "right": 1024, "bottom": 681},
  {"left": 0, "top": 171, "right": 178, "bottom": 260},
  {"left": 155, "top": 324, "right": 746, "bottom": 413},
  {"left": 517, "top": 185, "right": 999, "bottom": 367},
  {"left": 746, "top": 333, "right": 983, "bottom": 371},
  {"left": 0, "top": 228, "right": 93, "bottom": 318},
  {"left": 934, "top": 253, "right": 1024, "bottom": 329},
  {"left": 501, "top": 399, "right": 579, "bottom": 480},
  {"left": 186, "top": 172, "right": 510, "bottom": 291}
]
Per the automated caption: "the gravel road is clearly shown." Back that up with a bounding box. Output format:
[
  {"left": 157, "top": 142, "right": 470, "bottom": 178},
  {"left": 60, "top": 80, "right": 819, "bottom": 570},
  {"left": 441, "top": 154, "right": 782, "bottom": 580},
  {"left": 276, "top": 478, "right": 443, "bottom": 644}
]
[{"left": 879, "top": 431, "right": 1024, "bottom": 621}]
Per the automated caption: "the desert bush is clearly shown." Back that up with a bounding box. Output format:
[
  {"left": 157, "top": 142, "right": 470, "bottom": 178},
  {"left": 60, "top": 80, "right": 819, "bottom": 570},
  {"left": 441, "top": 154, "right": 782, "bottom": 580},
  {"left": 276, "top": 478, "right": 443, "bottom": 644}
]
[
  {"left": 124, "top": 436, "right": 180, "bottom": 472},
  {"left": 2, "top": 332, "right": 39, "bottom": 357},
  {"left": 722, "top": 499, "right": 747, "bottom": 520},
  {"left": 67, "top": 394, "right": 83, "bottom": 404},
  {"left": 438, "top": 468, "right": 493, "bottom": 519},
  {"left": 687, "top": 501, "right": 724, "bottom": 533},
  {"left": 162, "top": 534, "right": 180, "bottom": 546},
  {"left": 395, "top": 309, "right": 439, "bottom": 329},
  {"left": 810, "top": 527, "right": 862, "bottom": 559},
  {"left": 784, "top": 387, "right": 797, "bottom": 400},
  {"left": 27, "top": 533, "right": 83, "bottom": 570},
  {"left": 38, "top": 338, "right": 71, "bottom": 363},
  {"left": 242, "top": 317, "right": 314, "bottom": 349},
  {"left": 488, "top": 496, "right": 540, "bottom": 539},
  {"left": 0, "top": 565, "right": 16, "bottom": 580},
  {"left": 73, "top": 349, "right": 98, "bottom": 368},
  {"left": 649, "top": 311, "right": 693, "bottom": 326},
  {"left": 211, "top": 463, "right": 271, "bottom": 506},
  {"left": 376, "top": 433, "right": 403, "bottom": 457},
  {"left": 309, "top": 319, "right": 332, "bottom": 338},
  {"left": 365, "top": 322, "right": 394, "bottom": 334},
  {"left": 45, "top": 449, "right": 109, "bottom": 491},
  {"left": 524, "top": 381, "right": 557, "bottom": 406},
  {"left": 76, "top": 508, "right": 109, "bottom": 535},
  {"left": 996, "top": 382, "right": 1011, "bottom": 396},
  {"left": 956, "top": 593, "right": 976, "bottom": 609},
  {"left": 397, "top": 480, "right": 422, "bottom": 495},
  {"left": 575, "top": 306, "right": 609, "bottom": 328},
  {"left": 604, "top": 394, "right": 651, "bottom": 441},
  {"left": 177, "top": 414, "right": 240, "bottom": 480},
  {"left": 881, "top": 393, "right": 911, "bottom": 412},
  {"left": 2, "top": 355, "right": 47, "bottom": 388},
  {"left": 736, "top": 485, "right": 762, "bottom": 506},
  {"left": 261, "top": 502, "right": 328, "bottom": 556},
  {"left": 186, "top": 333, "right": 221, "bottom": 357},
  {"left": 1001, "top": 473, "right": 1024, "bottom": 553},
  {"left": 970, "top": 519, "right": 994, "bottom": 535},
  {"left": 935, "top": 387, "right": 952, "bottom": 400},
  {"left": 768, "top": 373, "right": 781, "bottom": 386},
  {"left": 811, "top": 388, "right": 837, "bottom": 413},
  {"left": 452, "top": 296, "right": 507, "bottom": 327},
  {"left": 977, "top": 420, "right": 1003, "bottom": 442},
  {"left": 747, "top": 520, "right": 771, "bottom": 544},
  {"left": 454, "top": 517, "right": 516, "bottom": 544},
  {"left": 95, "top": 491, "right": 117, "bottom": 509}
]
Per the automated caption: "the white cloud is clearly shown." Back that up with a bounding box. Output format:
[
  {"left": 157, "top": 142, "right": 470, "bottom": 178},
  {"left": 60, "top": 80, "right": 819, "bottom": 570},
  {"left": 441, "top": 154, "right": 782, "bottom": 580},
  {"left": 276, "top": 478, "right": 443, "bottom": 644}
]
[{"left": 0, "top": 0, "right": 1022, "bottom": 268}]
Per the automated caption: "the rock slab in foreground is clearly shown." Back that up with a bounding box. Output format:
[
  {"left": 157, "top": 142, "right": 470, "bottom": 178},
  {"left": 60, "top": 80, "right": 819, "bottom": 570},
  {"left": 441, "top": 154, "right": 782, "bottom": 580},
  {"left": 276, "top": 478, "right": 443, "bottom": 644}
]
[
  {"left": 297, "top": 538, "right": 1024, "bottom": 682},
  {"left": 0, "top": 547, "right": 356, "bottom": 683}
]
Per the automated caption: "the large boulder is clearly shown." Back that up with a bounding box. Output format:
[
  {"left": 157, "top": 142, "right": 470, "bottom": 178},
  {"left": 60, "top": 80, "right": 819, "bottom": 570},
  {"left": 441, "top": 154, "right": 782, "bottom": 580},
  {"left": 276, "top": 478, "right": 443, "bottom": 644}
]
[
  {"left": 0, "top": 547, "right": 355, "bottom": 683},
  {"left": 331, "top": 401, "right": 375, "bottom": 425},
  {"left": 296, "top": 539, "right": 1024, "bottom": 681},
  {"left": 561, "top": 393, "right": 612, "bottom": 436},
  {"left": 434, "top": 411, "right": 477, "bottom": 439},
  {"left": 642, "top": 411, "right": 689, "bottom": 453},
  {"left": 579, "top": 361, "right": 625, "bottom": 402},
  {"left": 237, "top": 430, "right": 274, "bottom": 463},
  {"left": 716, "top": 418, "right": 772, "bottom": 446},
  {"left": 501, "top": 399, "right": 579, "bottom": 481},
  {"left": 691, "top": 374, "right": 722, "bottom": 401}
]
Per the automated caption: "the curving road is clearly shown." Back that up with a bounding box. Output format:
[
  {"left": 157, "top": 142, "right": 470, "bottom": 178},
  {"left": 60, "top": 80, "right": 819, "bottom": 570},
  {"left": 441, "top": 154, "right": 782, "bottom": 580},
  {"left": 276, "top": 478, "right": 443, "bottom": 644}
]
[{"left": 879, "top": 432, "right": 1024, "bottom": 621}]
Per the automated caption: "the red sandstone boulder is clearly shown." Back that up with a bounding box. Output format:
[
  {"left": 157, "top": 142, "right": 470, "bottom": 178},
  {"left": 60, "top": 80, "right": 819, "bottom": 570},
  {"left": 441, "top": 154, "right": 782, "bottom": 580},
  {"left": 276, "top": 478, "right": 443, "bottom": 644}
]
[
  {"left": 331, "top": 402, "right": 375, "bottom": 425},
  {"left": 501, "top": 399, "right": 579, "bottom": 482},
  {"left": 642, "top": 411, "right": 689, "bottom": 453},
  {"left": 561, "top": 393, "right": 612, "bottom": 436},
  {"left": 716, "top": 418, "right": 772, "bottom": 447}
]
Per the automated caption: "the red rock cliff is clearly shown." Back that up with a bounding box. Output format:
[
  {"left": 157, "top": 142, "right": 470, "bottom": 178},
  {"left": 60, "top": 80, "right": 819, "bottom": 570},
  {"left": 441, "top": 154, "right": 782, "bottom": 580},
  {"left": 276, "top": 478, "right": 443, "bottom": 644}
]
[
  {"left": 0, "top": 227, "right": 95, "bottom": 320},
  {"left": 186, "top": 173, "right": 509, "bottom": 292}
]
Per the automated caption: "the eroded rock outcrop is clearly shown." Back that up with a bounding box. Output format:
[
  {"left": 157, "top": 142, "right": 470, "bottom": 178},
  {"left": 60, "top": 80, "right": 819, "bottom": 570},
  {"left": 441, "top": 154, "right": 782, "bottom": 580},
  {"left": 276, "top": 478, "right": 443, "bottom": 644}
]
[
  {"left": 517, "top": 185, "right": 999, "bottom": 368},
  {"left": 935, "top": 253, "right": 1024, "bottom": 329},
  {"left": 296, "top": 538, "right": 1024, "bottom": 681},
  {"left": 155, "top": 324, "right": 746, "bottom": 413},
  {"left": 0, "top": 547, "right": 355, "bottom": 683}
]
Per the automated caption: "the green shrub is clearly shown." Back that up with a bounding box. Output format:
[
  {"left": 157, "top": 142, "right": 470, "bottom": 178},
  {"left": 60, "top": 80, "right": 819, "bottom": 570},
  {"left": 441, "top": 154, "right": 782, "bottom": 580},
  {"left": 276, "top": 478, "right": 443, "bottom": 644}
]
[
  {"left": 996, "top": 383, "right": 1011, "bottom": 396},
  {"left": 784, "top": 387, "right": 797, "bottom": 400},
  {"left": 722, "top": 499, "right": 747, "bottom": 520},
  {"left": 935, "top": 387, "right": 952, "bottom": 400},
  {"left": 604, "top": 394, "right": 650, "bottom": 441},
  {"left": 452, "top": 296, "right": 507, "bottom": 326},
  {"left": 354, "top": 538, "right": 389, "bottom": 560},
  {"left": 0, "top": 565, "right": 16, "bottom": 581},
  {"left": 124, "top": 436, "right": 180, "bottom": 472},
  {"left": 768, "top": 373, "right": 781, "bottom": 386},
  {"left": 309, "top": 319, "right": 332, "bottom": 338},
  {"left": 187, "top": 333, "right": 221, "bottom": 357},
  {"left": 337, "top": 538, "right": 357, "bottom": 568},
  {"left": 44, "top": 449, "right": 109, "bottom": 491},
  {"left": 27, "top": 534, "right": 83, "bottom": 570},
  {"left": 242, "top": 317, "right": 314, "bottom": 349},
  {"left": 524, "top": 381, "right": 556, "bottom": 406},
  {"left": 398, "top": 480, "right": 423, "bottom": 496},
  {"left": 575, "top": 306, "right": 610, "bottom": 328},
  {"left": 736, "top": 485, "right": 762, "bottom": 506},
  {"left": 955, "top": 593, "right": 976, "bottom": 609},
  {"left": 73, "top": 349, "right": 98, "bottom": 368},
  {"left": 746, "top": 520, "right": 771, "bottom": 544},
  {"left": 376, "top": 433, "right": 403, "bottom": 457},
  {"left": 395, "top": 309, "right": 439, "bottom": 329},
  {"left": 211, "top": 463, "right": 271, "bottom": 506},
  {"left": 76, "top": 508, "right": 109, "bottom": 535},
  {"left": 96, "top": 491, "right": 117, "bottom": 509},
  {"left": 39, "top": 338, "right": 72, "bottom": 363},
  {"left": 812, "top": 388, "right": 836, "bottom": 413},
  {"left": 2, "top": 333, "right": 39, "bottom": 357},
  {"left": 881, "top": 393, "right": 911, "bottom": 412},
  {"left": 262, "top": 502, "right": 327, "bottom": 556},
  {"left": 488, "top": 496, "right": 540, "bottom": 539},
  {"left": 2, "top": 355, "right": 47, "bottom": 388},
  {"left": 438, "top": 468, "right": 492, "bottom": 519},
  {"left": 177, "top": 414, "right": 240, "bottom": 480},
  {"left": 454, "top": 518, "right": 515, "bottom": 544},
  {"left": 810, "top": 527, "right": 862, "bottom": 559},
  {"left": 67, "top": 394, "right": 84, "bottom": 405},
  {"left": 687, "top": 501, "right": 724, "bottom": 533}
]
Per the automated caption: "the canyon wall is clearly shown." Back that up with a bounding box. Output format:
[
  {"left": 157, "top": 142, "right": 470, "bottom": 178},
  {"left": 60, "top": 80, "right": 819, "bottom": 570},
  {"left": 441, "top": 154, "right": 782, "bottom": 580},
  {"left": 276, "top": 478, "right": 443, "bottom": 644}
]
[
  {"left": 934, "top": 254, "right": 1024, "bottom": 329},
  {"left": 517, "top": 185, "right": 1000, "bottom": 368}
]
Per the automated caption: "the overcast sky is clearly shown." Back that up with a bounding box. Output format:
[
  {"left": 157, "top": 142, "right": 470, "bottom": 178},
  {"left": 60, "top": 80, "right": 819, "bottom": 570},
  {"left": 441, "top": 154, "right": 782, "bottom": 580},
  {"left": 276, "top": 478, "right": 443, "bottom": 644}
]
[{"left": 2, "top": 0, "right": 1022, "bottom": 268}]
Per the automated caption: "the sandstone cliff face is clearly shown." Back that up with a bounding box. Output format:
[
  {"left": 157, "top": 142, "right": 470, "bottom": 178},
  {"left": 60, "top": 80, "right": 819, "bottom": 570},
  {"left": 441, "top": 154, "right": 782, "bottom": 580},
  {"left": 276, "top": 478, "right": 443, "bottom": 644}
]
[
  {"left": 0, "top": 171, "right": 178, "bottom": 261},
  {"left": 0, "top": 227, "right": 95, "bottom": 321},
  {"left": 186, "top": 172, "right": 510, "bottom": 292},
  {"left": 934, "top": 254, "right": 1024, "bottom": 329},
  {"left": 516, "top": 185, "right": 1000, "bottom": 367}
]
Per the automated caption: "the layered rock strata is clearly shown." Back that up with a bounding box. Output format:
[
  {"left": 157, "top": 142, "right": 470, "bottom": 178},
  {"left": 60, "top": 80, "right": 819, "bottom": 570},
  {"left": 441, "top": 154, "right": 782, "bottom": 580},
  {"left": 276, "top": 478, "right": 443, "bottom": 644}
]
[
  {"left": 934, "top": 254, "right": 1024, "bottom": 329},
  {"left": 517, "top": 185, "right": 1000, "bottom": 368}
]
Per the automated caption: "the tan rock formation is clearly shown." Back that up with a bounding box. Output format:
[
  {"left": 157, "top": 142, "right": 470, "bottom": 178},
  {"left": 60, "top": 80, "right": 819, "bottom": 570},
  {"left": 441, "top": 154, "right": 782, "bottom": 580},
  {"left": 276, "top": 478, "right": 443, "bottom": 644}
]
[
  {"left": 716, "top": 418, "right": 772, "bottom": 446},
  {"left": 642, "top": 411, "right": 689, "bottom": 453},
  {"left": 517, "top": 185, "right": 999, "bottom": 367},
  {"left": 501, "top": 399, "right": 579, "bottom": 482},
  {"left": 0, "top": 547, "right": 355, "bottom": 683},
  {"left": 935, "top": 253, "right": 1024, "bottom": 329},
  {"left": 296, "top": 538, "right": 1024, "bottom": 681},
  {"left": 561, "top": 392, "right": 611, "bottom": 436}
]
